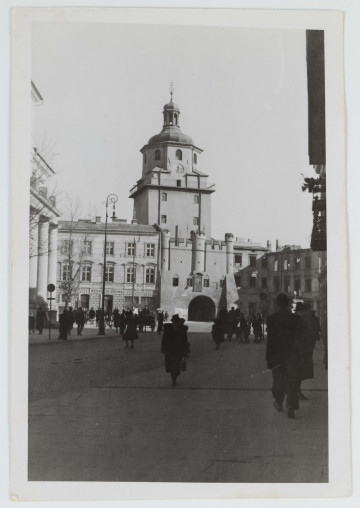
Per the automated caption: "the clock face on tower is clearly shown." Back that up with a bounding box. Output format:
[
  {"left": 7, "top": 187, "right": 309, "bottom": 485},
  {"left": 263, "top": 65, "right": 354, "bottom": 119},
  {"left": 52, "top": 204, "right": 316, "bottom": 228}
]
[{"left": 175, "top": 164, "right": 185, "bottom": 175}]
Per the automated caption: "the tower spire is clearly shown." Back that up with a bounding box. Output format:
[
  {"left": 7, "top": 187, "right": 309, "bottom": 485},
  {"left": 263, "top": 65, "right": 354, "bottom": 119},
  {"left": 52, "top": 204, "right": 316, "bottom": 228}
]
[{"left": 169, "top": 81, "right": 175, "bottom": 103}]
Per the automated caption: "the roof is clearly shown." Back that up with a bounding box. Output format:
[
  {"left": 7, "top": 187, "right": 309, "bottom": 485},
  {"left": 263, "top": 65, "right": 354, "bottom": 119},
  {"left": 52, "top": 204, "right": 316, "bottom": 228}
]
[
  {"left": 148, "top": 125, "right": 194, "bottom": 146},
  {"left": 59, "top": 221, "right": 159, "bottom": 235}
]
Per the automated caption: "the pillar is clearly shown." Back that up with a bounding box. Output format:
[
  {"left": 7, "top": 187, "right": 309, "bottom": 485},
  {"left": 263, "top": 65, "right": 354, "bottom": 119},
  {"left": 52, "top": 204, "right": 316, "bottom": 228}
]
[
  {"left": 161, "top": 230, "right": 171, "bottom": 272},
  {"left": 47, "top": 223, "right": 58, "bottom": 295},
  {"left": 36, "top": 218, "right": 49, "bottom": 306},
  {"left": 29, "top": 214, "right": 39, "bottom": 305},
  {"left": 225, "top": 233, "right": 234, "bottom": 274},
  {"left": 191, "top": 231, "right": 206, "bottom": 273}
]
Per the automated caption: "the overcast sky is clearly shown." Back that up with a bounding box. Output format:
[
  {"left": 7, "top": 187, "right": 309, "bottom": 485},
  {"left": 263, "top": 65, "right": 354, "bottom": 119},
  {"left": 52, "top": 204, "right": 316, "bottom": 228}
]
[{"left": 32, "top": 21, "right": 314, "bottom": 248}]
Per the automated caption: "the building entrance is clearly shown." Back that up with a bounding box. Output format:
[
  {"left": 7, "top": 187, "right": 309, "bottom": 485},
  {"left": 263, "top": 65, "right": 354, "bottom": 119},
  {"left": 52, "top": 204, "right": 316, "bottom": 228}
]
[
  {"left": 104, "top": 295, "right": 113, "bottom": 312},
  {"left": 188, "top": 296, "right": 216, "bottom": 322}
]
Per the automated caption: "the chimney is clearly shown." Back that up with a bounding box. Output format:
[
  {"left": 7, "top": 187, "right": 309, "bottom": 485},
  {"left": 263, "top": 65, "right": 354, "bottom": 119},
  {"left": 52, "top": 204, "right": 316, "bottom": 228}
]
[
  {"left": 95, "top": 216, "right": 101, "bottom": 223},
  {"left": 266, "top": 240, "right": 272, "bottom": 251},
  {"left": 276, "top": 239, "right": 279, "bottom": 252}
]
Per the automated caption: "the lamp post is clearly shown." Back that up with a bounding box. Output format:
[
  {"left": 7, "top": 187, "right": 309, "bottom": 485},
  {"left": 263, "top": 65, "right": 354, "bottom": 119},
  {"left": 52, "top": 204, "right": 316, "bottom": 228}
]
[{"left": 98, "top": 193, "right": 118, "bottom": 336}]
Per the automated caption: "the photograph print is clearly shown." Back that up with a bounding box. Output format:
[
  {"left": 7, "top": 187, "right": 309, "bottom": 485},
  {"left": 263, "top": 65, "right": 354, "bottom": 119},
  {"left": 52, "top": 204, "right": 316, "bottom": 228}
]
[{"left": 12, "top": 7, "right": 348, "bottom": 498}]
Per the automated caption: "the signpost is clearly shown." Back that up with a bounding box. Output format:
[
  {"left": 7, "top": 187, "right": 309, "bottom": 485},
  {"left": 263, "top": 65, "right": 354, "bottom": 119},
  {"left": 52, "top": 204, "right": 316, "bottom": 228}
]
[{"left": 47, "top": 283, "right": 55, "bottom": 340}]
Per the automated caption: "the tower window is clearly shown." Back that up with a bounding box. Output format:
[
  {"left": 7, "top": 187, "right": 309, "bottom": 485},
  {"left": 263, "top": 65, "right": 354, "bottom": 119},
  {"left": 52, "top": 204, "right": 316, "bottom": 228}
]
[
  {"left": 174, "top": 113, "right": 178, "bottom": 125},
  {"left": 193, "top": 153, "right": 197, "bottom": 164},
  {"left": 155, "top": 149, "right": 161, "bottom": 161},
  {"left": 176, "top": 180, "right": 181, "bottom": 187},
  {"left": 161, "top": 215, "right": 167, "bottom": 224},
  {"left": 194, "top": 194, "right": 199, "bottom": 204},
  {"left": 172, "top": 276, "right": 179, "bottom": 287},
  {"left": 176, "top": 149, "right": 182, "bottom": 161},
  {"left": 193, "top": 217, "right": 199, "bottom": 226},
  {"left": 161, "top": 192, "right": 167, "bottom": 202},
  {"left": 203, "top": 278, "right": 210, "bottom": 287},
  {"left": 187, "top": 278, "right": 193, "bottom": 287}
]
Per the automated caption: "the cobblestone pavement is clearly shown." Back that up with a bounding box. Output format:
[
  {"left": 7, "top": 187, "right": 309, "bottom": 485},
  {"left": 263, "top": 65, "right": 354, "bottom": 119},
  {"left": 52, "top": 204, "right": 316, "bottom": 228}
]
[{"left": 28, "top": 331, "right": 328, "bottom": 482}]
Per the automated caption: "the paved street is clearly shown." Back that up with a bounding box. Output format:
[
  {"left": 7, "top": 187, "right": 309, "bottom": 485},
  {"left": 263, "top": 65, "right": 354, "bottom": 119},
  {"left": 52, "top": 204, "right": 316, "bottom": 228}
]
[{"left": 28, "top": 329, "right": 328, "bottom": 482}]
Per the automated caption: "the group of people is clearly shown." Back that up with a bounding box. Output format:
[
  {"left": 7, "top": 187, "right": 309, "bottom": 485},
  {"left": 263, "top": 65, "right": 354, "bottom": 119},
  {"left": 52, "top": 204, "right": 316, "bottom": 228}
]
[
  {"left": 58, "top": 306, "right": 86, "bottom": 340},
  {"left": 266, "top": 293, "right": 321, "bottom": 419},
  {"left": 211, "top": 307, "right": 264, "bottom": 349},
  {"left": 29, "top": 308, "right": 47, "bottom": 335}
]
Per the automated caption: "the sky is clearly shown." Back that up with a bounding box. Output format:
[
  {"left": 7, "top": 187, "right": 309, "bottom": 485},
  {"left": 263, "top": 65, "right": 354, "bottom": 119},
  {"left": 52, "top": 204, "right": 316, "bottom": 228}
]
[{"left": 32, "top": 21, "right": 314, "bottom": 248}]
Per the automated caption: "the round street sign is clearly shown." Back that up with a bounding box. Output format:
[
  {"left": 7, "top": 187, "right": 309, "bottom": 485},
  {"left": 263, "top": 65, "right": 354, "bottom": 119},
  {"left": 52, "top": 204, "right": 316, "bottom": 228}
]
[{"left": 47, "top": 283, "right": 55, "bottom": 293}]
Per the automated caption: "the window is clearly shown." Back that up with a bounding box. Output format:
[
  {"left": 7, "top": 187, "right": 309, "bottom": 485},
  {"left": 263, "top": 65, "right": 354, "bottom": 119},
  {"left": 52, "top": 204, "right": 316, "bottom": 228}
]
[
  {"left": 161, "top": 192, "right": 167, "bottom": 202},
  {"left": 261, "top": 257, "right": 267, "bottom": 268},
  {"left": 126, "top": 266, "right": 135, "bottom": 283},
  {"left": 203, "top": 278, "right": 209, "bottom": 287},
  {"left": 194, "top": 194, "right": 199, "bottom": 204},
  {"left": 234, "top": 254, "right": 242, "bottom": 266},
  {"left": 105, "top": 265, "right": 114, "bottom": 282},
  {"left": 193, "top": 153, "right": 197, "bottom": 164},
  {"left": 187, "top": 277, "right": 193, "bottom": 287},
  {"left": 250, "top": 276, "right": 256, "bottom": 288},
  {"left": 305, "top": 256, "right": 311, "bottom": 269},
  {"left": 294, "top": 279, "right": 301, "bottom": 292},
  {"left": 155, "top": 149, "right": 161, "bottom": 161},
  {"left": 174, "top": 113, "right": 178, "bottom": 125},
  {"left": 193, "top": 217, "right": 199, "bottom": 226},
  {"left": 145, "top": 267, "right": 155, "bottom": 284},
  {"left": 172, "top": 276, "right": 179, "bottom": 287},
  {"left": 146, "top": 243, "right": 155, "bottom": 257},
  {"left": 161, "top": 215, "right": 167, "bottom": 224},
  {"left": 219, "top": 279, "right": 224, "bottom": 288},
  {"left": 284, "top": 258, "right": 289, "bottom": 270},
  {"left": 106, "top": 242, "right": 114, "bottom": 255},
  {"left": 61, "top": 240, "right": 73, "bottom": 256},
  {"left": 127, "top": 242, "right": 135, "bottom": 256},
  {"left": 81, "top": 263, "right": 91, "bottom": 282},
  {"left": 295, "top": 257, "right": 301, "bottom": 269},
  {"left": 274, "top": 259, "right": 279, "bottom": 271},
  {"left": 62, "top": 264, "right": 71, "bottom": 281},
  {"left": 274, "top": 276, "right": 280, "bottom": 292},
  {"left": 262, "top": 277, "right": 267, "bottom": 289},
  {"left": 305, "top": 279, "right": 312, "bottom": 292},
  {"left": 176, "top": 149, "right": 182, "bottom": 161},
  {"left": 82, "top": 241, "right": 92, "bottom": 255},
  {"left": 234, "top": 275, "right": 241, "bottom": 287},
  {"left": 284, "top": 276, "right": 290, "bottom": 292},
  {"left": 249, "top": 255, "right": 257, "bottom": 268},
  {"left": 177, "top": 180, "right": 181, "bottom": 187}
]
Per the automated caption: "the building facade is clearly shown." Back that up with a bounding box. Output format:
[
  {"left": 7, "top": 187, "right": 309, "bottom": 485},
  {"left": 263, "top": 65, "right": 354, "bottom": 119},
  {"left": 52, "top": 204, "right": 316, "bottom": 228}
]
[
  {"left": 56, "top": 219, "right": 161, "bottom": 314},
  {"left": 236, "top": 246, "right": 327, "bottom": 319},
  {"left": 29, "top": 82, "right": 60, "bottom": 313}
]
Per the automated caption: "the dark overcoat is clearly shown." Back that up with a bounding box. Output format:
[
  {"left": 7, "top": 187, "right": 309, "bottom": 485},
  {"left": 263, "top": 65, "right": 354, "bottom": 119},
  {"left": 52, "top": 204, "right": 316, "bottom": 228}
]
[{"left": 266, "top": 308, "right": 297, "bottom": 369}]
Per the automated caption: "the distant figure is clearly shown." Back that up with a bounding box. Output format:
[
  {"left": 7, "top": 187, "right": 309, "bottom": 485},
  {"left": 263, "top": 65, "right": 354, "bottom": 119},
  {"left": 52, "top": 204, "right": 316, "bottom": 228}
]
[
  {"left": 95, "top": 308, "right": 101, "bottom": 326},
  {"left": 218, "top": 306, "right": 228, "bottom": 337},
  {"left": 157, "top": 310, "right": 164, "bottom": 335},
  {"left": 76, "top": 307, "right": 85, "bottom": 336},
  {"left": 119, "top": 311, "right": 127, "bottom": 336},
  {"left": 123, "top": 314, "right": 138, "bottom": 349},
  {"left": 29, "top": 312, "right": 35, "bottom": 334},
  {"left": 36, "top": 308, "right": 46, "bottom": 335},
  {"left": 212, "top": 318, "right": 224, "bottom": 350},
  {"left": 67, "top": 307, "right": 75, "bottom": 335},
  {"left": 253, "top": 314, "right": 263, "bottom": 343},
  {"left": 161, "top": 315, "right": 188, "bottom": 386},
  {"left": 113, "top": 308, "right": 121, "bottom": 333},
  {"left": 238, "top": 313, "right": 249, "bottom": 343},
  {"left": 89, "top": 307, "right": 95, "bottom": 322},
  {"left": 227, "top": 307, "right": 238, "bottom": 341},
  {"left": 266, "top": 293, "right": 298, "bottom": 418},
  {"left": 58, "top": 310, "right": 68, "bottom": 340},
  {"left": 164, "top": 311, "right": 169, "bottom": 322}
]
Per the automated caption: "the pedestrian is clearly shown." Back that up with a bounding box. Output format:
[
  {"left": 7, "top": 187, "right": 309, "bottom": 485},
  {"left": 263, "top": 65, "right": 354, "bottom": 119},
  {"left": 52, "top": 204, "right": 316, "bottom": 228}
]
[
  {"left": 89, "top": 307, "right": 95, "bottom": 324},
  {"left": 123, "top": 313, "right": 139, "bottom": 349},
  {"left": 113, "top": 308, "right": 121, "bottom": 333},
  {"left": 119, "top": 310, "right": 127, "bottom": 336},
  {"left": 253, "top": 313, "right": 263, "bottom": 343},
  {"left": 266, "top": 293, "right": 299, "bottom": 418},
  {"left": 76, "top": 307, "right": 85, "bottom": 336},
  {"left": 29, "top": 312, "right": 35, "bottom": 334},
  {"left": 227, "top": 306, "right": 238, "bottom": 341},
  {"left": 295, "top": 303, "right": 315, "bottom": 401},
  {"left": 238, "top": 313, "right": 249, "bottom": 343},
  {"left": 58, "top": 309, "right": 68, "bottom": 340},
  {"left": 36, "top": 308, "right": 46, "bottom": 335},
  {"left": 67, "top": 306, "right": 75, "bottom": 335},
  {"left": 161, "top": 314, "right": 188, "bottom": 386},
  {"left": 95, "top": 308, "right": 101, "bottom": 326},
  {"left": 212, "top": 318, "right": 224, "bottom": 349},
  {"left": 157, "top": 310, "right": 164, "bottom": 335}
]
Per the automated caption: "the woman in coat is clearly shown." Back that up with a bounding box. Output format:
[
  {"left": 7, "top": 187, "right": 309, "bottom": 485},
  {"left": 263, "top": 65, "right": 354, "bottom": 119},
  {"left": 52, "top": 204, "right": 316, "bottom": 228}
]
[
  {"left": 161, "top": 315, "right": 188, "bottom": 386},
  {"left": 123, "top": 314, "right": 139, "bottom": 349}
]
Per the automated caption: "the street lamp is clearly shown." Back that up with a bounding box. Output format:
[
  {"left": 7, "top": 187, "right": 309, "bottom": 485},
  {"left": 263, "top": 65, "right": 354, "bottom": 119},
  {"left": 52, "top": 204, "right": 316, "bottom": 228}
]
[{"left": 98, "top": 193, "right": 118, "bottom": 336}]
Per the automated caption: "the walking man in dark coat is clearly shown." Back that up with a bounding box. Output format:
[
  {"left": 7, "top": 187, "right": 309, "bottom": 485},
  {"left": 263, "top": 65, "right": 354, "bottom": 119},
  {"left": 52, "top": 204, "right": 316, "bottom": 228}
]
[
  {"left": 266, "top": 293, "right": 298, "bottom": 418},
  {"left": 36, "top": 308, "right": 46, "bottom": 335},
  {"left": 76, "top": 307, "right": 85, "bottom": 336},
  {"left": 161, "top": 315, "right": 188, "bottom": 386}
]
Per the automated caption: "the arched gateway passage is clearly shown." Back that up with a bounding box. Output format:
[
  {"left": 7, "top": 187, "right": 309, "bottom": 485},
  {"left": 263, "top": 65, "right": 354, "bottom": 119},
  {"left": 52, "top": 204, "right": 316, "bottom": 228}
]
[{"left": 188, "top": 296, "right": 216, "bottom": 322}]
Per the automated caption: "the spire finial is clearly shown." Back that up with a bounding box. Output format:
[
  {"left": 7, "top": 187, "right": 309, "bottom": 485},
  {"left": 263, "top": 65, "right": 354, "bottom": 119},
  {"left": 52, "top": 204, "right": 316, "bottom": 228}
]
[{"left": 170, "top": 81, "right": 175, "bottom": 102}]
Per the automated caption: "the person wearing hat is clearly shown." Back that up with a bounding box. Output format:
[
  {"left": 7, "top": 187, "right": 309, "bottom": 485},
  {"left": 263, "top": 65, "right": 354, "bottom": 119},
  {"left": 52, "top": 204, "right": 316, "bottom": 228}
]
[
  {"left": 266, "top": 293, "right": 298, "bottom": 418},
  {"left": 161, "top": 315, "right": 188, "bottom": 386},
  {"left": 157, "top": 309, "right": 164, "bottom": 335}
]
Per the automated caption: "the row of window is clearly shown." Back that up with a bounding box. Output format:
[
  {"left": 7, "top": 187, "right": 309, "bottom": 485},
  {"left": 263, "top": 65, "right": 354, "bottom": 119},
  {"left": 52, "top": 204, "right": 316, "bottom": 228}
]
[
  {"left": 144, "top": 150, "right": 198, "bottom": 164},
  {"left": 61, "top": 265, "right": 156, "bottom": 284},
  {"left": 161, "top": 192, "right": 200, "bottom": 203},
  {"left": 61, "top": 241, "right": 156, "bottom": 258},
  {"left": 160, "top": 215, "right": 199, "bottom": 225},
  {"left": 234, "top": 274, "right": 313, "bottom": 293},
  {"left": 173, "top": 277, "right": 210, "bottom": 287},
  {"left": 234, "top": 254, "right": 257, "bottom": 268}
]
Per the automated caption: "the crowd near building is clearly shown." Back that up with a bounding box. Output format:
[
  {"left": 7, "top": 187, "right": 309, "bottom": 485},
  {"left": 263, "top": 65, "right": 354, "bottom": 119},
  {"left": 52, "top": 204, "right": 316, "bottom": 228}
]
[{"left": 29, "top": 78, "right": 327, "bottom": 328}]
